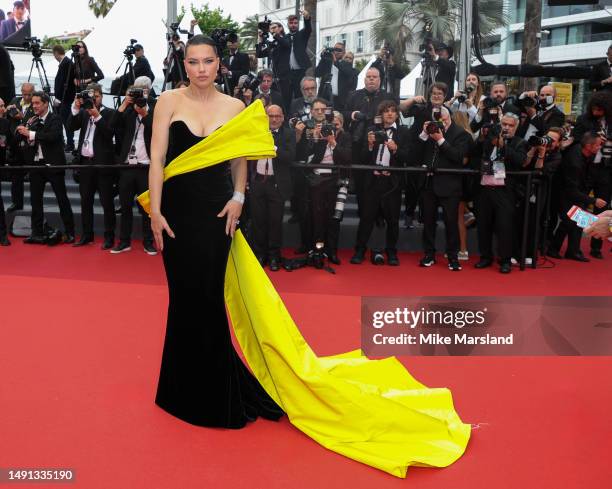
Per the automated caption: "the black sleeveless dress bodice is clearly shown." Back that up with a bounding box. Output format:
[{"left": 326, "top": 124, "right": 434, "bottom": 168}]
[{"left": 155, "top": 120, "right": 284, "bottom": 428}]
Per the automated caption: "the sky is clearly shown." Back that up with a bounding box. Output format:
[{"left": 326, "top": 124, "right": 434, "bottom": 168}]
[{"left": 29, "top": 0, "right": 253, "bottom": 38}]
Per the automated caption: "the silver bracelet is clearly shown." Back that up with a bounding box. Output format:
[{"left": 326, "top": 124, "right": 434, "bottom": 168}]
[{"left": 231, "top": 191, "right": 245, "bottom": 204}]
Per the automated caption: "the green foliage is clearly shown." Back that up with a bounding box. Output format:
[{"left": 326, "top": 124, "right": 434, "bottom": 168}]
[
  {"left": 189, "top": 3, "right": 240, "bottom": 36},
  {"left": 42, "top": 36, "right": 75, "bottom": 51},
  {"left": 239, "top": 14, "right": 260, "bottom": 52},
  {"left": 88, "top": 0, "right": 116, "bottom": 19}
]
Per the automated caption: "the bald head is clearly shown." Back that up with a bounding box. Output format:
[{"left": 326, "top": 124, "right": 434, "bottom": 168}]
[{"left": 267, "top": 104, "right": 284, "bottom": 130}]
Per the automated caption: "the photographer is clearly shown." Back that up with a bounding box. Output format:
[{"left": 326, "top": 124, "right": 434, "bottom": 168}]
[
  {"left": 69, "top": 83, "right": 117, "bottom": 249},
  {"left": 133, "top": 44, "right": 155, "bottom": 84},
  {"left": 371, "top": 44, "right": 407, "bottom": 98},
  {"left": 343, "top": 67, "right": 396, "bottom": 212},
  {"left": 590, "top": 44, "right": 612, "bottom": 92},
  {"left": 52, "top": 45, "right": 75, "bottom": 152},
  {"left": 423, "top": 41, "right": 456, "bottom": 100},
  {"left": 471, "top": 81, "right": 520, "bottom": 133},
  {"left": 517, "top": 84, "right": 565, "bottom": 140},
  {"left": 446, "top": 72, "right": 483, "bottom": 123},
  {"left": 315, "top": 42, "right": 358, "bottom": 110},
  {"left": 18, "top": 92, "right": 75, "bottom": 245},
  {"left": 286, "top": 10, "right": 312, "bottom": 100},
  {"left": 350, "top": 100, "right": 409, "bottom": 266},
  {"left": 72, "top": 41, "right": 104, "bottom": 91},
  {"left": 515, "top": 127, "right": 563, "bottom": 261},
  {"left": 549, "top": 133, "right": 607, "bottom": 262},
  {"left": 256, "top": 21, "right": 292, "bottom": 112},
  {"left": 249, "top": 104, "right": 295, "bottom": 271},
  {"left": 289, "top": 76, "right": 317, "bottom": 117},
  {"left": 164, "top": 34, "right": 186, "bottom": 88},
  {"left": 414, "top": 106, "right": 471, "bottom": 271},
  {"left": 5, "top": 82, "right": 34, "bottom": 211},
  {"left": 221, "top": 35, "right": 250, "bottom": 93},
  {"left": 296, "top": 102, "right": 351, "bottom": 265},
  {"left": 254, "top": 69, "right": 284, "bottom": 109},
  {"left": 0, "top": 97, "right": 10, "bottom": 246},
  {"left": 572, "top": 92, "right": 612, "bottom": 259},
  {"left": 474, "top": 113, "right": 528, "bottom": 274},
  {"left": 110, "top": 79, "right": 156, "bottom": 255}
]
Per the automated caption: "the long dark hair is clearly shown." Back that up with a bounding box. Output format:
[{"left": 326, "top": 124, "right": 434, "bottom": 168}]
[
  {"left": 185, "top": 35, "right": 219, "bottom": 58},
  {"left": 76, "top": 40, "right": 94, "bottom": 74},
  {"left": 585, "top": 91, "right": 612, "bottom": 122}
]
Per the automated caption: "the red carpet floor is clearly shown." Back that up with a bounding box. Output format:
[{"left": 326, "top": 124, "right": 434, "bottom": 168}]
[{"left": 1, "top": 239, "right": 611, "bottom": 489}]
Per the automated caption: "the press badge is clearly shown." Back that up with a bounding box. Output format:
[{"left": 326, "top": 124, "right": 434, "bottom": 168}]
[
  {"left": 128, "top": 146, "right": 138, "bottom": 165},
  {"left": 493, "top": 161, "right": 506, "bottom": 179},
  {"left": 0, "top": 135, "right": 6, "bottom": 148}
]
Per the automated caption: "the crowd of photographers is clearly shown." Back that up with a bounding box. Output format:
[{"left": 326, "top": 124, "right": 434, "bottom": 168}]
[{"left": 1, "top": 23, "right": 611, "bottom": 275}]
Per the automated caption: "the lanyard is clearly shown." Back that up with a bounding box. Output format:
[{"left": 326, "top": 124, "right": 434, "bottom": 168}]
[
  {"left": 130, "top": 117, "right": 143, "bottom": 154},
  {"left": 83, "top": 117, "right": 95, "bottom": 147}
]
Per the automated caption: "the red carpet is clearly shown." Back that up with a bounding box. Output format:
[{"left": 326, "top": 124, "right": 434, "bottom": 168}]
[{"left": 1, "top": 239, "right": 611, "bottom": 489}]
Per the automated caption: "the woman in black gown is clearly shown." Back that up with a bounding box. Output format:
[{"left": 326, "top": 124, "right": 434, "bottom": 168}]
[{"left": 148, "top": 35, "right": 284, "bottom": 429}]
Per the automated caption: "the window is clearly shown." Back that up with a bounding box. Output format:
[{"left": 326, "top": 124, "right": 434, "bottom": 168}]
[
  {"left": 324, "top": 35, "right": 332, "bottom": 48},
  {"left": 357, "top": 31, "right": 364, "bottom": 53},
  {"left": 324, "top": 8, "right": 333, "bottom": 26},
  {"left": 339, "top": 33, "right": 347, "bottom": 47},
  {"left": 275, "top": 0, "right": 280, "bottom": 10}
]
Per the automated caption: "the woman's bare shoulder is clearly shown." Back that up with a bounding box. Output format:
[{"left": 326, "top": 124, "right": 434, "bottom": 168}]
[{"left": 218, "top": 93, "right": 246, "bottom": 118}]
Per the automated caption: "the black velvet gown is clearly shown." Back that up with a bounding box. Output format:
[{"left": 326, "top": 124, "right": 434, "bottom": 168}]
[{"left": 155, "top": 120, "right": 284, "bottom": 428}]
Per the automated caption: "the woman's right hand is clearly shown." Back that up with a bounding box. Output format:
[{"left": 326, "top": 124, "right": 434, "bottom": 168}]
[{"left": 151, "top": 212, "right": 175, "bottom": 251}]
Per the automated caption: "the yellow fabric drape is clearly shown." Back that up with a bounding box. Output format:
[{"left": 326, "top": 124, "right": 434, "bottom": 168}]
[
  {"left": 146, "top": 99, "right": 471, "bottom": 478},
  {"left": 137, "top": 100, "right": 277, "bottom": 215}
]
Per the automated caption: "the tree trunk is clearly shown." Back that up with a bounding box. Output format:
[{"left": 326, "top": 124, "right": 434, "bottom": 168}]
[
  {"left": 520, "top": 0, "right": 542, "bottom": 92},
  {"left": 304, "top": 0, "right": 317, "bottom": 76}
]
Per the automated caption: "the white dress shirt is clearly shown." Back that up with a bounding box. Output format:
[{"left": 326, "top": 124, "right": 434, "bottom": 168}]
[{"left": 72, "top": 103, "right": 103, "bottom": 158}]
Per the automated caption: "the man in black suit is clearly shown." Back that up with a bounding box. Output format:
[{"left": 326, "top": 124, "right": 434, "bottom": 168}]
[
  {"left": 289, "top": 76, "right": 317, "bottom": 117},
  {"left": 0, "top": 1, "right": 27, "bottom": 42},
  {"left": 17, "top": 92, "right": 75, "bottom": 244},
  {"left": 474, "top": 113, "right": 528, "bottom": 274},
  {"left": 517, "top": 84, "right": 565, "bottom": 140},
  {"left": 371, "top": 46, "right": 407, "bottom": 98},
  {"left": 69, "top": 83, "right": 117, "bottom": 249},
  {"left": 422, "top": 42, "right": 456, "bottom": 100},
  {"left": 256, "top": 22, "right": 292, "bottom": 112},
  {"left": 549, "top": 133, "right": 607, "bottom": 262},
  {"left": 52, "top": 45, "right": 75, "bottom": 152},
  {"left": 315, "top": 42, "right": 358, "bottom": 110},
  {"left": 590, "top": 45, "right": 612, "bottom": 92},
  {"left": 221, "top": 36, "right": 250, "bottom": 93},
  {"left": 249, "top": 104, "right": 295, "bottom": 271},
  {"left": 133, "top": 44, "right": 155, "bottom": 84},
  {"left": 255, "top": 69, "right": 284, "bottom": 108},
  {"left": 414, "top": 106, "right": 471, "bottom": 270},
  {"left": 471, "top": 81, "right": 520, "bottom": 133},
  {"left": 349, "top": 101, "right": 410, "bottom": 266},
  {"left": 6, "top": 81, "right": 34, "bottom": 211},
  {"left": 110, "top": 82, "right": 156, "bottom": 255},
  {"left": 286, "top": 9, "right": 312, "bottom": 100}
]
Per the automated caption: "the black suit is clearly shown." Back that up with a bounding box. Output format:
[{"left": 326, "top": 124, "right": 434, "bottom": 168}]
[
  {"left": 434, "top": 58, "right": 456, "bottom": 99},
  {"left": 249, "top": 125, "right": 296, "bottom": 260},
  {"left": 112, "top": 105, "right": 155, "bottom": 245},
  {"left": 69, "top": 106, "right": 117, "bottom": 239},
  {"left": 134, "top": 55, "right": 155, "bottom": 82},
  {"left": 353, "top": 125, "right": 410, "bottom": 254},
  {"left": 55, "top": 56, "right": 76, "bottom": 147},
  {"left": 315, "top": 58, "right": 358, "bottom": 110},
  {"left": 590, "top": 59, "right": 612, "bottom": 92},
  {"left": 222, "top": 51, "right": 250, "bottom": 93},
  {"left": 415, "top": 122, "right": 471, "bottom": 258},
  {"left": 0, "top": 44, "right": 15, "bottom": 105},
  {"left": 0, "top": 117, "right": 10, "bottom": 238},
  {"left": 550, "top": 145, "right": 599, "bottom": 257},
  {"left": 519, "top": 106, "right": 565, "bottom": 139},
  {"left": 8, "top": 97, "right": 35, "bottom": 208},
  {"left": 471, "top": 100, "right": 521, "bottom": 133},
  {"left": 371, "top": 57, "right": 407, "bottom": 98},
  {"left": 475, "top": 136, "right": 528, "bottom": 263},
  {"left": 254, "top": 89, "right": 284, "bottom": 108},
  {"left": 286, "top": 18, "right": 312, "bottom": 99},
  {"left": 256, "top": 35, "right": 292, "bottom": 111},
  {"left": 26, "top": 110, "right": 75, "bottom": 237},
  {"left": 289, "top": 97, "right": 312, "bottom": 117}
]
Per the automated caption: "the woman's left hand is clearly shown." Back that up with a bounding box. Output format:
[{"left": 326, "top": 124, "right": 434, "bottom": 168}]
[{"left": 218, "top": 199, "right": 243, "bottom": 237}]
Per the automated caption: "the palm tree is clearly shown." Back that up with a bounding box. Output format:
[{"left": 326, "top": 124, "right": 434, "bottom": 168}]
[
  {"left": 88, "top": 0, "right": 116, "bottom": 18},
  {"left": 240, "top": 14, "right": 260, "bottom": 52},
  {"left": 370, "top": 0, "right": 508, "bottom": 68}
]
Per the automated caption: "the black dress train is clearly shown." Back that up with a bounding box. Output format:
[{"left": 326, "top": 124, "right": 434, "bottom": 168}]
[{"left": 155, "top": 120, "right": 284, "bottom": 428}]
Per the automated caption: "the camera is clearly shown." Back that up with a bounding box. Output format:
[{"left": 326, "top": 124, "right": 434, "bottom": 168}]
[
  {"left": 516, "top": 94, "right": 537, "bottom": 113},
  {"left": 457, "top": 84, "right": 475, "bottom": 104},
  {"left": 321, "top": 46, "right": 335, "bottom": 60},
  {"left": 123, "top": 39, "right": 138, "bottom": 59},
  {"left": 483, "top": 96, "right": 499, "bottom": 110},
  {"left": 76, "top": 89, "right": 95, "bottom": 110},
  {"left": 418, "top": 32, "right": 435, "bottom": 60},
  {"left": 372, "top": 115, "right": 388, "bottom": 143},
  {"left": 7, "top": 106, "right": 20, "bottom": 119},
  {"left": 320, "top": 107, "right": 336, "bottom": 137},
  {"left": 258, "top": 16, "right": 272, "bottom": 34},
  {"left": 381, "top": 41, "right": 394, "bottom": 58},
  {"left": 127, "top": 88, "right": 147, "bottom": 107},
  {"left": 240, "top": 73, "right": 260, "bottom": 92},
  {"left": 528, "top": 135, "right": 553, "bottom": 147},
  {"left": 23, "top": 36, "right": 43, "bottom": 58},
  {"left": 211, "top": 29, "right": 238, "bottom": 54},
  {"left": 71, "top": 43, "right": 81, "bottom": 54},
  {"left": 333, "top": 178, "right": 350, "bottom": 220},
  {"left": 289, "top": 110, "right": 311, "bottom": 128},
  {"left": 425, "top": 108, "right": 444, "bottom": 134},
  {"left": 353, "top": 111, "right": 367, "bottom": 122}
]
